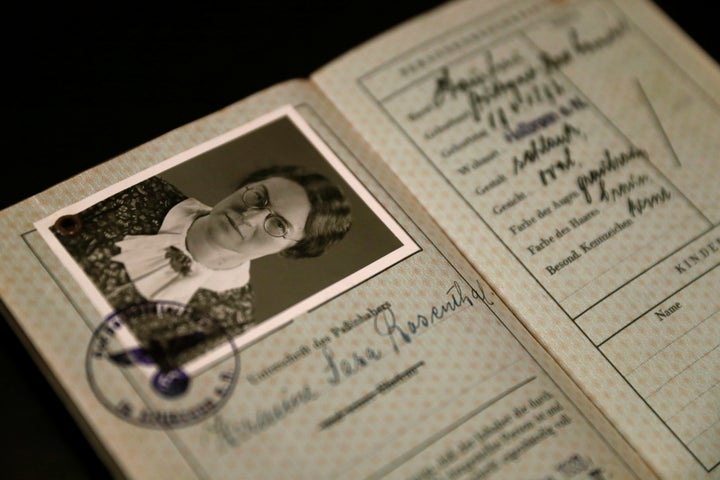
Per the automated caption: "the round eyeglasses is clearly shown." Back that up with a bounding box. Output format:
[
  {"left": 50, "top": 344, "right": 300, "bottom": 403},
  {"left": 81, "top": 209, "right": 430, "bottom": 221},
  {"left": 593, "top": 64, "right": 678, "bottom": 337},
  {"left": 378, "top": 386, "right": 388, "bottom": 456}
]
[{"left": 241, "top": 185, "right": 302, "bottom": 241}]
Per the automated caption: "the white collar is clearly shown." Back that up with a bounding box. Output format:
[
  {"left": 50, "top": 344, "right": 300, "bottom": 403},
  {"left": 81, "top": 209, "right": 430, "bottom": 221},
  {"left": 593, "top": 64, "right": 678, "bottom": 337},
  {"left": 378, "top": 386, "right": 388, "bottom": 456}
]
[{"left": 112, "top": 198, "right": 250, "bottom": 304}]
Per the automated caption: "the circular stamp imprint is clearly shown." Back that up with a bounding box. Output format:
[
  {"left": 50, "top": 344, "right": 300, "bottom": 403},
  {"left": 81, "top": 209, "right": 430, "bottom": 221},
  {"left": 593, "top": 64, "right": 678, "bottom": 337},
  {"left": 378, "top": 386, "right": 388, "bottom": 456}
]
[{"left": 86, "top": 301, "right": 240, "bottom": 429}]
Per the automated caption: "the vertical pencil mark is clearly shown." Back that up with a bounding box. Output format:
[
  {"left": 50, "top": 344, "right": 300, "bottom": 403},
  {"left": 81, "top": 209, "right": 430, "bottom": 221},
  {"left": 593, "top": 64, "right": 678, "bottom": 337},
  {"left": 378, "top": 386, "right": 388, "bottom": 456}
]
[{"left": 635, "top": 78, "right": 682, "bottom": 167}]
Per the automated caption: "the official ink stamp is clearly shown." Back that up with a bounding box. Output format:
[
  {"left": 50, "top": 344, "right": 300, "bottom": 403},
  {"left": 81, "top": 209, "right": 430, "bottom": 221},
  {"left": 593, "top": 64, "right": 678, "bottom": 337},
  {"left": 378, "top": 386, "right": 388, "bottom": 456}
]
[{"left": 86, "top": 301, "right": 240, "bottom": 429}]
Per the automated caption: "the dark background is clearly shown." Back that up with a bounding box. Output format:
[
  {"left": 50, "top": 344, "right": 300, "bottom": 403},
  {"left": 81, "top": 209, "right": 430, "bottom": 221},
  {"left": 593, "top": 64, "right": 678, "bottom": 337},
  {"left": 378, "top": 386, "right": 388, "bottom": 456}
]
[{"left": 0, "top": 1, "right": 715, "bottom": 478}]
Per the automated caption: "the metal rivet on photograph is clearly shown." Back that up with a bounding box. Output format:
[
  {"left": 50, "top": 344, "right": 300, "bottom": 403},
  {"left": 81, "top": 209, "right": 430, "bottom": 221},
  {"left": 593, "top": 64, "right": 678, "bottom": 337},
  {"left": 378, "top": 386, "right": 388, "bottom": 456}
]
[{"left": 54, "top": 214, "right": 82, "bottom": 236}]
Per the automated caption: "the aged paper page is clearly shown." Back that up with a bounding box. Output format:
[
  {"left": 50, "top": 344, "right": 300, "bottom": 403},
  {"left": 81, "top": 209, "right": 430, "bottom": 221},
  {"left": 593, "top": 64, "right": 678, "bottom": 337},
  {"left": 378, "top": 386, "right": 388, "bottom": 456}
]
[
  {"left": 0, "top": 79, "right": 649, "bottom": 479},
  {"left": 314, "top": 0, "right": 720, "bottom": 478}
]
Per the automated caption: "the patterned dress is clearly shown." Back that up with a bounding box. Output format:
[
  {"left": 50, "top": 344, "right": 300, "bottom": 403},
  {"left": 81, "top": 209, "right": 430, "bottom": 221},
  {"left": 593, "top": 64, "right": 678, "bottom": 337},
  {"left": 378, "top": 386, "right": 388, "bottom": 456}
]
[{"left": 52, "top": 176, "right": 255, "bottom": 370}]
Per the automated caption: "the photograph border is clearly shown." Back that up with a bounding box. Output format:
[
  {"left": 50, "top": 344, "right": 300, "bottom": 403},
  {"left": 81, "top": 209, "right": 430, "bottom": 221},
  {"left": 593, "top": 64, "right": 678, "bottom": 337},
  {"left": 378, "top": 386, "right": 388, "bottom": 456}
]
[{"left": 35, "top": 105, "right": 420, "bottom": 374}]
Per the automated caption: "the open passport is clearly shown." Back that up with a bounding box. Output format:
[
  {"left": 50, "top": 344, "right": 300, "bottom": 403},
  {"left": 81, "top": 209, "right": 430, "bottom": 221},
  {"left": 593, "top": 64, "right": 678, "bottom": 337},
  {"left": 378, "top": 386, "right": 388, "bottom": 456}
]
[{"left": 1, "top": 1, "right": 718, "bottom": 478}]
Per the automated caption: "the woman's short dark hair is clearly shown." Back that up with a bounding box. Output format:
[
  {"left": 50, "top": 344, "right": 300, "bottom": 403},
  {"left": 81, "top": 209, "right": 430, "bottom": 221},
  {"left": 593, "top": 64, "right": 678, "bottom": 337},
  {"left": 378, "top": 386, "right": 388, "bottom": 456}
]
[{"left": 238, "top": 165, "right": 352, "bottom": 258}]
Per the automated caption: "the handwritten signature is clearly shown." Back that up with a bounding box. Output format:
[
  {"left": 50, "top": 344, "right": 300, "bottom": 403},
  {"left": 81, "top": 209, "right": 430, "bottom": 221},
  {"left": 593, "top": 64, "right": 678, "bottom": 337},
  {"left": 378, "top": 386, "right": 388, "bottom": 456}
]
[
  {"left": 374, "top": 280, "right": 493, "bottom": 353},
  {"left": 206, "top": 384, "right": 319, "bottom": 449}
]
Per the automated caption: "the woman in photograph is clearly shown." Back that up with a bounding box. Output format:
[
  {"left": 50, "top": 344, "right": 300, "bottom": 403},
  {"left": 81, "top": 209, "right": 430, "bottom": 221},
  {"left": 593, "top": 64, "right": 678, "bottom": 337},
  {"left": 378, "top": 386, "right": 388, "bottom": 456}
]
[{"left": 53, "top": 165, "right": 352, "bottom": 369}]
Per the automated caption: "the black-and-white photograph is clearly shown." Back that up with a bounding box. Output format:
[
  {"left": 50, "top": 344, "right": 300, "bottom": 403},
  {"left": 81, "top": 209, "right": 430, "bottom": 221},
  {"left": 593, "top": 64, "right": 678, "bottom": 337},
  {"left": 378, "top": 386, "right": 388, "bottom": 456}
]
[{"left": 37, "top": 106, "right": 418, "bottom": 370}]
